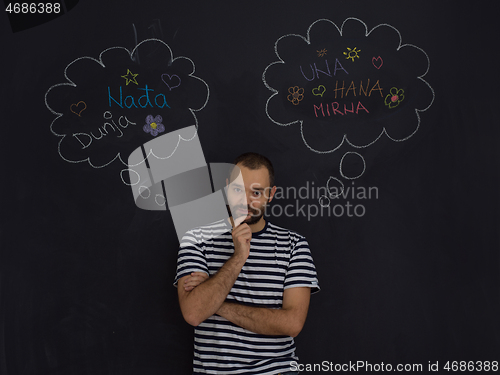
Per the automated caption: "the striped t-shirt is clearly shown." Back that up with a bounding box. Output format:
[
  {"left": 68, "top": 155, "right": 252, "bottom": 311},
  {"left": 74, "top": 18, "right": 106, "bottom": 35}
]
[{"left": 174, "top": 219, "right": 320, "bottom": 375}]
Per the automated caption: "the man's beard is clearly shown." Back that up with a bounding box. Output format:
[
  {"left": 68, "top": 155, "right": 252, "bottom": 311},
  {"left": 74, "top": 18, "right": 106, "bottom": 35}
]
[{"left": 229, "top": 200, "right": 269, "bottom": 225}]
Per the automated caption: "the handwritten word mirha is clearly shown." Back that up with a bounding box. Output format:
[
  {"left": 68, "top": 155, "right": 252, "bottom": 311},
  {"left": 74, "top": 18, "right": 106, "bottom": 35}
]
[
  {"left": 73, "top": 111, "right": 136, "bottom": 149},
  {"left": 108, "top": 84, "right": 170, "bottom": 109},
  {"left": 314, "top": 101, "right": 369, "bottom": 117}
]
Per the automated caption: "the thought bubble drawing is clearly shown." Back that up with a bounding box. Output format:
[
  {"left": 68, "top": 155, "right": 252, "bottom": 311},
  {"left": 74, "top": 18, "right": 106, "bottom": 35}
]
[
  {"left": 262, "top": 18, "right": 434, "bottom": 206},
  {"left": 125, "top": 125, "right": 248, "bottom": 242},
  {"left": 44, "top": 39, "right": 245, "bottom": 240},
  {"left": 45, "top": 38, "right": 209, "bottom": 175}
]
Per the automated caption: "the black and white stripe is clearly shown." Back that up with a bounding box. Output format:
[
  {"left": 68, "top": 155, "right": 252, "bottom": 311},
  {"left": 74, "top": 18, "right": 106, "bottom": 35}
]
[{"left": 174, "top": 220, "right": 319, "bottom": 375}]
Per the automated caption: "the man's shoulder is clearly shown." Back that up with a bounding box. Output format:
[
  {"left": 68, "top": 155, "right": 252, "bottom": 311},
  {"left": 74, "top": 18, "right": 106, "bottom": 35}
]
[
  {"left": 264, "top": 221, "right": 308, "bottom": 243},
  {"left": 186, "top": 219, "right": 230, "bottom": 233},
  {"left": 180, "top": 219, "right": 231, "bottom": 244}
]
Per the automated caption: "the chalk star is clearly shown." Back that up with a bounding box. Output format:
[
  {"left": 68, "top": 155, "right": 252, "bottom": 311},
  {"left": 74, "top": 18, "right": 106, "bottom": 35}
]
[
  {"left": 121, "top": 69, "right": 139, "bottom": 85},
  {"left": 317, "top": 49, "right": 327, "bottom": 57}
]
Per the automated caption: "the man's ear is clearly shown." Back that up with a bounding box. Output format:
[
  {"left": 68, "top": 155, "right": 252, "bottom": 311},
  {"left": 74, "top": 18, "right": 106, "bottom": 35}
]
[{"left": 267, "top": 186, "right": 277, "bottom": 204}]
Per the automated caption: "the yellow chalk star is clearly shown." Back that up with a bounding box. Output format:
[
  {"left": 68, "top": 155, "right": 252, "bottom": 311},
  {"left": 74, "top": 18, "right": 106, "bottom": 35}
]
[{"left": 121, "top": 69, "right": 139, "bottom": 85}]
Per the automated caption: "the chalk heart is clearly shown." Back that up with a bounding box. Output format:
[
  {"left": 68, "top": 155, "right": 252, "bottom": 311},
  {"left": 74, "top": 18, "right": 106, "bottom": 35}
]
[
  {"left": 161, "top": 74, "right": 181, "bottom": 90},
  {"left": 312, "top": 85, "right": 326, "bottom": 97},
  {"left": 70, "top": 101, "right": 87, "bottom": 117},
  {"left": 372, "top": 56, "right": 383, "bottom": 69}
]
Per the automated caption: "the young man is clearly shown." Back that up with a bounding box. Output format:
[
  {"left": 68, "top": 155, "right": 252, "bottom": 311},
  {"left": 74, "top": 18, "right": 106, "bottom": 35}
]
[{"left": 174, "top": 152, "right": 319, "bottom": 374}]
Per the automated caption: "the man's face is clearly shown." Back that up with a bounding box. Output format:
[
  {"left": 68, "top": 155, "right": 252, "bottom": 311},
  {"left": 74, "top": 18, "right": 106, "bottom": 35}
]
[{"left": 226, "top": 164, "right": 275, "bottom": 227}]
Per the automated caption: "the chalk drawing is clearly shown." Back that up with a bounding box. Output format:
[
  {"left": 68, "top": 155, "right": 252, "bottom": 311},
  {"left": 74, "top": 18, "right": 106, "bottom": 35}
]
[
  {"left": 121, "top": 69, "right": 139, "bottom": 85},
  {"left": 262, "top": 18, "right": 435, "bottom": 208},
  {"left": 317, "top": 49, "right": 327, "bottom": 57},
  {"left": 70, "top": 101, "right": 87, "bottom": 116},
  {"left": 312, "top": 85, "right": 326, "bottom": 97},
  {"left": 372, "top": 56, "right": 383, "bottom": 69},
  {"left": 45, "top": 39, "right": 210, "bottom": 175},
  {"left": 143, "top": 115, "right": 165, "bottom": 137},
  {"left": 344, "top": 47, "right": 361, "bottom": 62},
  {"left": 161, "top": 74, "right": 182, "bottom": 90},
  {"left": 287, "top": 86, "right": 304, "bottom": 105},
  {"left": 384, "top": 87, "right": 405, "bottom": 108}
]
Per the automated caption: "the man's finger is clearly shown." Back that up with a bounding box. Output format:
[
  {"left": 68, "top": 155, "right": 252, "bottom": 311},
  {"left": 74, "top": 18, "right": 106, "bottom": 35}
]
[
  {"left": 183, "top": 273, "right": 209, "bottom": 290},
  {"left": 191, "top": 272, "right": 208, "bottom": 276}
]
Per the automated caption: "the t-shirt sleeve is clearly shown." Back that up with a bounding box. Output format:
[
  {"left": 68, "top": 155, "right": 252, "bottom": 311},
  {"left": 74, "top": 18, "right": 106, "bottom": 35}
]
[
  {"left": 173, "top": 231, "right": 209, "bottom": 287},
  {"left": 284, "top": 235, "right": 320, "bottom": 294}
]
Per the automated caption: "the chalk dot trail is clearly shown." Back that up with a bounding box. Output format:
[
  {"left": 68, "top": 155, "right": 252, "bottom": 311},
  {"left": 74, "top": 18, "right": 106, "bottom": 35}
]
[{"left": 262, "top": 18, "right": 434, "bottom": 208}]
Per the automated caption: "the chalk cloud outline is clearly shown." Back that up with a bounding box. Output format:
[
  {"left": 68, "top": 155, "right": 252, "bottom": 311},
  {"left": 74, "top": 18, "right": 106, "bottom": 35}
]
[
  {"left": 262, "top": 17, "right": 435, "bottom": 154},
  {"left": 45, "top": 38, "right": 210, "bottom": 170}
]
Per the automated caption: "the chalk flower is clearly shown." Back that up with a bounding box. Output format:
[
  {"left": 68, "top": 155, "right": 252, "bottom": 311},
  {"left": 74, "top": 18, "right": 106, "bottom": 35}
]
[
  {"left": 143, "top": 115, "right": 165, "bottom": 136},
  {"left": 385, "top": 87, "right": 405, "bottom": 109},
  {"left": 287, "top": 86, "right": 304, "bottom": 105}
]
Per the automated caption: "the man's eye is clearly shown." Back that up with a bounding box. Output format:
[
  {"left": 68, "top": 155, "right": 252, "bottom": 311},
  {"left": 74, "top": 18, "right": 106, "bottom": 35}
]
[
  {"left": 234, "top": 187, "right": 242, "bottom": 193},
  {"left": 253, "top": 191, "right": 261, "bottom": 197}
]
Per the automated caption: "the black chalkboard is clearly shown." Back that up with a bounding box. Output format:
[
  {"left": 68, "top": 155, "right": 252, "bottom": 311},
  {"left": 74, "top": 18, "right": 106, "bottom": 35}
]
[{"left": 2, "top": 0, "right": 499, "bottom": 374}]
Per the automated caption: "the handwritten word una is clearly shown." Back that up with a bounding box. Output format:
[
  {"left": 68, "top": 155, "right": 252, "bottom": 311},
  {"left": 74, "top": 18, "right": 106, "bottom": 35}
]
[{"left": 300, "top": 59, "right": 349, "bottom": 81}]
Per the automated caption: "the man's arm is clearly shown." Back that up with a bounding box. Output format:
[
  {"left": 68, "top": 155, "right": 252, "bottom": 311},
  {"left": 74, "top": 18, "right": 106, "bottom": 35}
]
[
  {"left": 216, "top": 287, "right": 311, "bottom": 337},
  {"left": 177, "top": 255, "right": 245, "bottom": 326},
  {"left": 177, "top": 223, "right": 252, "bottom": 327}
]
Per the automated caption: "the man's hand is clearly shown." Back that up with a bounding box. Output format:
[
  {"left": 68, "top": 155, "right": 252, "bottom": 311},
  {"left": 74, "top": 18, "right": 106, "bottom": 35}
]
[
  {"left": 232, "top": 223, "right": 251, "bottom": 260},
  {"left": 183, "top": 272, "right": 209, "bottom": 292},
  {"left": 177, "top": 228, "right": 248, "bottom": 326}
]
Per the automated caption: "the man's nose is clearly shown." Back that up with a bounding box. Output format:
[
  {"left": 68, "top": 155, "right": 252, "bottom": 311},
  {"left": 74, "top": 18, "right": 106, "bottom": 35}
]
[{"left": 237, "top": 190, "right": 248, "bottom": 206}]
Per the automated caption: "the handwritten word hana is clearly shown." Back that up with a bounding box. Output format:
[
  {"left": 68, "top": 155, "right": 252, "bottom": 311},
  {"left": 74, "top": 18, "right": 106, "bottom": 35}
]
[{"left": 331, "top": 79, "right": 383, "bottom": 99}]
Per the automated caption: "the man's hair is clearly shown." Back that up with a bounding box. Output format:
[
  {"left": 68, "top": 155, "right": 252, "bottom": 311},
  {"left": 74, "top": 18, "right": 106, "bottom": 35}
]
[{"left": 233, "top": 152, "right": 275, "bottom": 187}]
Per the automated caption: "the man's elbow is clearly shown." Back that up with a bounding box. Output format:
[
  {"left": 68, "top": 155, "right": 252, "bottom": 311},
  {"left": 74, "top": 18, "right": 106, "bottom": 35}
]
[
  {"left": 178, "top": 289, "right": 206, "bottom": 327},
  {"left": 288, "top": 321, "right": 305, "bottom": 338},
  {"left": 288, "top": 327, "right": 302, "bottom": 338},
  {"left": 182, "top": 313, "right": 203, "bottom": 327},
  {"left": 182, "top": 311, "right": 204, "bottom": 327},
  {"left": 185, "top": 318, "right": 202, "bottom": 327}
]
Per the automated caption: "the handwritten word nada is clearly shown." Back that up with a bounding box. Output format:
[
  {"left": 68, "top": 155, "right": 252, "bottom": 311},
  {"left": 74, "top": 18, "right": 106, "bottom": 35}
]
[
  {"left": 108, "top": 84, "right": 170, "bottom": 109},
  {"left": 73, "top": 111, "right": 136, "bottom": 149}
]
